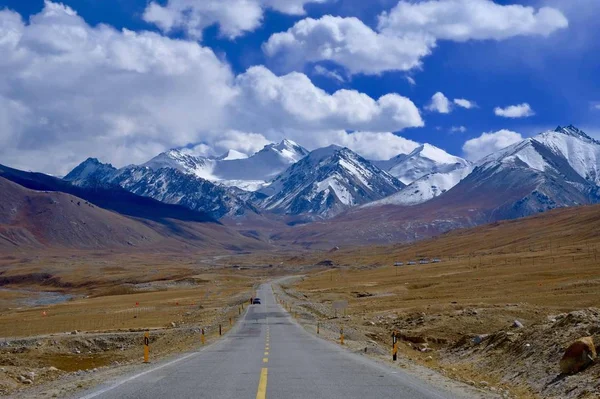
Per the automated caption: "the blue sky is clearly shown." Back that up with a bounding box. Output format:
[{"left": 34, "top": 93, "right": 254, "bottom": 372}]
[{"left": 1, "top": 0, "right": 599, "bottom": 174}]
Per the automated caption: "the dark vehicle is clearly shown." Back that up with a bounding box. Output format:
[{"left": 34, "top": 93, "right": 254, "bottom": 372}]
[{"left": 252, "top": 298, "right": 261, "bottom": 304}]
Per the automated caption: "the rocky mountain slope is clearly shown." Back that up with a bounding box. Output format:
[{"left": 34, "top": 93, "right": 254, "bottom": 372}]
[
  {"left": 65, "top": 159, "right": 257, "bottom": 219},
  {"left": 375, "top": 144, "right": 471, "bottom": 185},
  {"left": 143, "top": 139, "right": 308, "bottom": 191},
  {"left": 258, "top": 146, "right": 404, "bottom": 218}
]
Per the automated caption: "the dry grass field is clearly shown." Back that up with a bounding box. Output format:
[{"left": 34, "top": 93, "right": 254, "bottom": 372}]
[
  {"left": 0, "top": 249, "right": 267, "bottom": 397},
  {"left": 288, "top": 205, "right": 600, "bottom": 398}
]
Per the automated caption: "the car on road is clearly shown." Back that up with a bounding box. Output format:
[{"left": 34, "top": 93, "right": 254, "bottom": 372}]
[{"left": 252, "top": 298, "right": 261, "bottom": 304}]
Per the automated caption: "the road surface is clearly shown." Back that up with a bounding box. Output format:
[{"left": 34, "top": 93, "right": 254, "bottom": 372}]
[{"left": 77, "top": 283, "right": 467, "bottom": 399}]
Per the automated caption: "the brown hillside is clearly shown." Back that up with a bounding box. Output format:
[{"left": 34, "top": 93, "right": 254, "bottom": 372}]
[{"left": 0, "top": 177, "right": 269, "bottom": 252}]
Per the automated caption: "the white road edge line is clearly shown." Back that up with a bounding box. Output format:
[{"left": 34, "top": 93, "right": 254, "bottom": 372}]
[{"left": 78, "top": 349, "right": 203, "bottom": 399}]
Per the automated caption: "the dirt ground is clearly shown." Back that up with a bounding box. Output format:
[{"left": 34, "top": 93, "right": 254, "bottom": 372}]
[
  {"left": 0, "top": 250, "right": 268, "bottom": 397},
  {"left": 285, "top": 243, "right": 600, "bottom": 398}
]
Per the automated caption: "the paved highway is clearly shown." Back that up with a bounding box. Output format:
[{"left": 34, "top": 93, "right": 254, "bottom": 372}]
[{"left": 77, "top": 283, "right": 467, "bottom": 399}]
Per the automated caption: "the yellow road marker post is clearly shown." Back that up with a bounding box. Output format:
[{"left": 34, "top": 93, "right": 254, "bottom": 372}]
[
  {"left": 256, "top": 368, "right": 268, "bottom": 399},
  {"left": 143, "top": 331, "right": 150, "bottom": 363}
]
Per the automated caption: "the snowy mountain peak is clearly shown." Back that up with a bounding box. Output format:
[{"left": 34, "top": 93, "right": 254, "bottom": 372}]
[
  {"left": 379, "top": 143, "right": 470, "bottom": 185},
  {"left": 216, "top": 149, "right": 248, "bottom": 161},
  {"left": 142, "top": 149, "right": 215, "bottom": 180},
  {"left": 553, "top": 125, "right": 598, "bottom": 144},
  {"left": 259, "top": 146, "right": 403, "bottom": 218},
  {"left": 64, "top": 157, "right": 116, "bottom": 186},
  {"left": 260, "top": 139, "right": 309, "bottom": 162}
]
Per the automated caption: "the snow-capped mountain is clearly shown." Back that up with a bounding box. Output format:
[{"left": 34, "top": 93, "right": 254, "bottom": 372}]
[
  {"left": 258, "top": 146, "right": 404, "bottom": 218},
  {"left": 65, "top": 159, "right": 255, "bottom": 219},
  {"left": 142, "top": 139, "right": 308, "bottom": 191},
  {"left": 366, "top": 165, "right": 474, "bottom": 207},
  {"left": 437, "top": 125, "right": 600, "bottom": 220},
  {"left": 375, "top": 144, "right": 471, "bottom": 185}
]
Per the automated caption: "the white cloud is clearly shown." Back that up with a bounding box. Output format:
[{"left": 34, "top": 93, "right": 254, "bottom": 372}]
[
  {"left": 0, "top": 2, "right": 235, "bottom": 175},
  {"left": 313, "top": 65, "right": 345, "bottom": 83},
  {"left": 231, "top": 66, "right": 424, "bottom": 133},
  {"left": 453, "top": 98, "right": 477, "bottom": 109},
  {"left": 305, "top": 131, "right": 420, "bottom": 160},
  {"left": 212, "top": 131, "right": 271, "bottom": 155},
  {"left": 462, "top": 129, "right": 523, "bottom": 161},
  {"left": 494, "top": 103, "right": 535, "bottom": 118},
  {"left": 144, "top": 0, "right": 327, "bottom": 39},
  {"left": 425, "top": 92, "right": 452, "bottom": 114},
  {"left": 450, "top": 126, "right": 467, "bottom": 133},
  {"left": 406, "top": 76, "right": 416, "bottom": 86},
  {"left": 0, "top": 2, "right": 424, "bottom": 175},
  {"left": 264, "top": 0, "right": 567, "bottom": 75},
  {"left": 591, "top": 102, "right": 600, "bottom": 111},
  {"left": 263, "top": 16, "right": 433, "bottom": 75},
  {"left": 378, "top": 0, "right": 569, "bottom": 42}
]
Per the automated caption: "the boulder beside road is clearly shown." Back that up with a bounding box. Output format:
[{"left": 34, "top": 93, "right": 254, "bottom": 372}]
[{"left": 559, "top": 336, "right": 597, "bottom": 374}]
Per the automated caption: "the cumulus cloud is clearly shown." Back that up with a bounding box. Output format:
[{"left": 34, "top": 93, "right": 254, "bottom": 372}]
[
  {"left": 144, "top": 0, "right": 327, "bottom": 39},
  {"left": 454, "top": 98, "right": 477, "bottom": 109},
  {"left": 425, "top": 92, "right": 452, "bottom": 114},
  {"left": 494, "top": 103, "right": 535, "bottom": 118},
  {"left": 263, "top": 16, "right": 433, "bottom": 75},
  {"left": 378, "top": 0, "right": 569, "bottom": 42},
  {"left": 264, "top": 0, "right": 568, "bottom": 75},
  {"left": 307, "top": 131, "right": 420, "bottom": 160},
  {"left": 0, "top": 2, "right": 235, "bottom": 174},
  {"left": 211, "top": 131, "right": 271, "bottom": 155},
  {"left": 0, "top": 2, "right": 424, "bottom": 175},
  {"left": 230, "top": 66, "right": 424, "bottom": 133},
  {"left": 462, "top": 129, "right": 523, "bottom": 161}
]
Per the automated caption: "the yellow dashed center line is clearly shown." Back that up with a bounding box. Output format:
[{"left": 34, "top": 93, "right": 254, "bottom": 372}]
[
  {"left": 263, "top": 357, "right": 268, "bottom": 363},
  {"left": 256, "top": 367, "right": 268, "bottom": 399},
  {"left": 264, "top": 351, "right": 269, "bottom": 355}
]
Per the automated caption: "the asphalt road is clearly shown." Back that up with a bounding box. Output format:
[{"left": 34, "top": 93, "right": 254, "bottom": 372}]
[{"left": 76, "top": 283, "right": 465, "bottom": 399}]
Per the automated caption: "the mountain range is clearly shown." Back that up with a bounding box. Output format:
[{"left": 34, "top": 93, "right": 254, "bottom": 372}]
[{"left": 3, "top": 124, "right": 599, "bottom": 249}]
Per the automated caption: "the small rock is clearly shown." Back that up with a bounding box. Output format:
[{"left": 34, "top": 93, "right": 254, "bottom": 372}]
[
  {"left": 48, "top": 367, "right": 59, "bottom": 372},
  {"left": 71, "top": 330, "right": 79, "bottom": 335},
  {"left": 560, "top": 336, "right": 596, "bottom": 374},
  {"left": 472, "top": 334, "right": 489, "bottom": 345},
  {"left": 26, "top": 371, "right": 35, "bottom": 381},
  {"left": 425, "top": 356, "right": 433, "bottom": 362},
  {"left": 479, "top": 381, "right": 489, "bottom": 387},
  {"left": 170, "top": 322, "right": 176, "bottom": 328},
  {"left": 512, "top": 320, "right": 524, "bottom": 328}
]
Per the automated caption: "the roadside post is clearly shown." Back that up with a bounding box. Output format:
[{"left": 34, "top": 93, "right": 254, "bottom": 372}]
[
  {"left": 317, "top": 322, "right": 320, "bottom": 334},
  {"left": 392, "top": 330, "right": 398, "bottom": 361},
  {"left": 230, "top": 317, "right": 233, "bottom": 326},
  {"left": 201, "top": 328, "right": 205, "bottom": 345},
  {"left": 219, "top": 324, "right": 222, "bottom": 336},
  {"left": 340, "top": 327, "right": 344, "bottom": 345},
  {"left": 143, "top": 331, "right": 150, "bottom": 363}
]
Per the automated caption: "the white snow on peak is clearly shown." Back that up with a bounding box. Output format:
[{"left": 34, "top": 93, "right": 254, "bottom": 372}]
[
  {"left": 217, "top": 149, "right": 248, "bottom": 161},
  {"left": 476, "top": 125, "right": 600, "bottom": 186},
  {"left": 383, "top": 143, "right": 470, "bottom": 185},
  {"left": 365, "top": 165, "right": 474, "bottom": 207}
]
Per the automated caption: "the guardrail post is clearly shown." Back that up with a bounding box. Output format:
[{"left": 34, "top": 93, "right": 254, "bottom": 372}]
[
  {"left": 143, "top": 331, "right": 150, "bottom": 363},
  {"left": 392, "top": 330, "right": 398, "bottom": 361}
]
